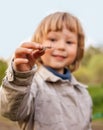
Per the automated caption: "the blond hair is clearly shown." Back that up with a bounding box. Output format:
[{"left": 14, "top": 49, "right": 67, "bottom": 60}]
[{"left": 31, "top": 12, "right": 85, "bottom": 72}]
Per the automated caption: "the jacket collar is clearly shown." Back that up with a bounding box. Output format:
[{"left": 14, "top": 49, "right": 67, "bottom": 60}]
[
  {"left": 70, "top": 75, "right": 88, "bottom": 88},
  {"left": 38, "top": 65, "right": 61, "bottom": 82},
  {"left": 38, "top": 65, "right": 87, "bottom": 88}
]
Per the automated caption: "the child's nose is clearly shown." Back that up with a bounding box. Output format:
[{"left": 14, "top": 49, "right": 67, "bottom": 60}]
[{"left": 57, "top": 40, "right": 66, "bottom": 50}]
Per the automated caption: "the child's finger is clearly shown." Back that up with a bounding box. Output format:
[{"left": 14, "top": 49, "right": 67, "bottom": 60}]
[
  {"left": 15, "top": 47, "right": 32, "bottom": 58},
  {"left": 21, "top": 42, "right": 43, "bottom": 50},
  {"left": 32, "top": 49, "right": 45, "bottom": 59},
  {"left": 14, "top": 58, "right": 29, "bottom": 65}
]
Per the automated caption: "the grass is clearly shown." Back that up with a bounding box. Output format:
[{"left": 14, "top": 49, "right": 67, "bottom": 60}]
[{"left": 88, "top": 84, "right": 103, "bottom": 120}]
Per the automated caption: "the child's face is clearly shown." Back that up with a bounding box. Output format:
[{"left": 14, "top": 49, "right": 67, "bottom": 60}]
[{"left": 41, "top": 27, "right": 78, "bottom": 74}]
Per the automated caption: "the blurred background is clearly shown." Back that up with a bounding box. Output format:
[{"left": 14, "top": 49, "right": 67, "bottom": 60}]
[{"left": 0, "top": 0, "right": 103, "bottom": 130}]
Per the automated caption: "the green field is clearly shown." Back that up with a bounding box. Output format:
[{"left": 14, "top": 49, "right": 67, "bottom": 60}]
[{"left": 88, "top": 84, "right": 103, "bottom": 120}]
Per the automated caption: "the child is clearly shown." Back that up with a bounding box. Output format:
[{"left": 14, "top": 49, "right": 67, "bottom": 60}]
[{"left": 0, "top": 11, "right": 92, "bottom": 130}]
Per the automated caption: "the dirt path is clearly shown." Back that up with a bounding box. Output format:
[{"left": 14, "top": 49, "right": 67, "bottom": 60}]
[
  {"left": 0, "top": 116, "right": 20, "bottom": 130},
  {"left": 92, "top": 120, "right": 103, "bottom": 130},
  {"left": 0, "top": 116, "right": 103, "bottom": 130},
  {"left": 0, "top": 122, "right": 20, "bottom": 130}
]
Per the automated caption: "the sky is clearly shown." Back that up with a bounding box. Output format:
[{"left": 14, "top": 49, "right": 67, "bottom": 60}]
[{"left": 0, "top": 0, "right": 103, "bottom": 59}]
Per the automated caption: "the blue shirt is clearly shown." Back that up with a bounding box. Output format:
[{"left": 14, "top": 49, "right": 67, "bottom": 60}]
[{"left": 45, "top": 66, "right": 71, "bottom": 80}]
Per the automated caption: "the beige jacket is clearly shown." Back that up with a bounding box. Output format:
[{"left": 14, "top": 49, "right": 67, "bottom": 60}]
[{"left": 0, "top": 64, "right": 92, "bottom": 130}]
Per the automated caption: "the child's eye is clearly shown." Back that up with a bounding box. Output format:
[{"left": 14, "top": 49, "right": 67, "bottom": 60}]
[
  {"left": 49, "top": 38, "right": 56, "bottom": 42},
  {"left": 66, "top": 41, "right": 73, "bottom": 44}
]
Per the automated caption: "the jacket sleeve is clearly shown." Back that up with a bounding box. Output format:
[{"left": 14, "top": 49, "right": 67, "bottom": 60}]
[{"left": 0, "top": 62, "right": 38, "bottom": 121}]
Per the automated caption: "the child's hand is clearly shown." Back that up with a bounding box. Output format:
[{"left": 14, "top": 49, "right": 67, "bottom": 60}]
[{"left": 13, "top": 42, "right": 46, "bottom": 72}]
